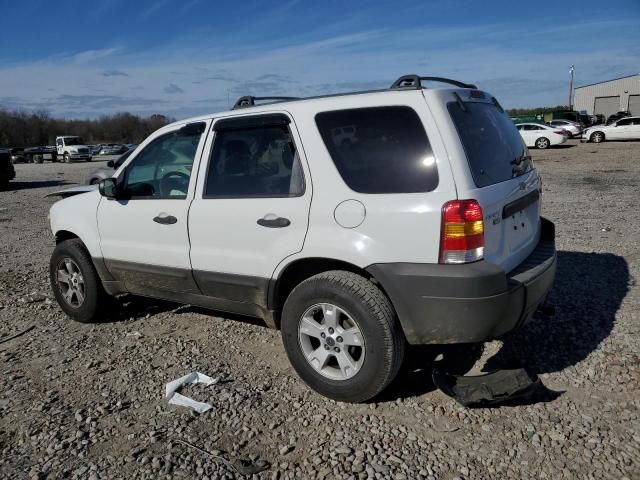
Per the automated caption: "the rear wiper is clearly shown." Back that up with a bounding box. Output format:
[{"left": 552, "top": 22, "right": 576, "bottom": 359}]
[
  {"left": 510, "top": 155, "right": 531, "bottom": 166},
  {"left": 452, "top": 92, "right": 467, "bottom": 112}
]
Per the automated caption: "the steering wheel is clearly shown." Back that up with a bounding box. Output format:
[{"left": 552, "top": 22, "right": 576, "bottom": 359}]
[{"left": 159, "top": 171, "right": 190, "bottom": 197}]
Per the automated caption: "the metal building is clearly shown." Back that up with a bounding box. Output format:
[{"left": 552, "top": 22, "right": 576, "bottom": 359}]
[{"left": 573, "top": 74, "right": 640, "bottom": 118}]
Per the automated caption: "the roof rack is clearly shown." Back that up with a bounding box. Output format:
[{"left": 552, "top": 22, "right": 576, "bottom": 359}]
[
  {"left": 233, "top": 96, "right": 301, "bottom": 110},
  {"left": 230, "top": 75, "right": 477, "bottom": 110},
  {"left": 390, "top": 75, "right": 477, "bottom": 90}
]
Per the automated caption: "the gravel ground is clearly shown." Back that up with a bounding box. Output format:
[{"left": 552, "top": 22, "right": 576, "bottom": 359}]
[{"left": 0, "top": 142, "right": 638, "bottom": 480}]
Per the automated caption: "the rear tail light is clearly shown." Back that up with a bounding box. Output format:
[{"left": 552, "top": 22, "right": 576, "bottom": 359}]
[
  {"left": 554, "top": 130, "right": 565, "bottom": 135},
  {"left": 439, "top": 200, "right": 484, "bottom": 264}
]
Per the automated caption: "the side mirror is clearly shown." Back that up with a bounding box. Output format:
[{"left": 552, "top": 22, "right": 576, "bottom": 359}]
[
  {"left": 99, "top": 178, "right": 118, "bottom": 199},
  {"left": 107, "top": 160, "right": 114, "bottom": 168}
]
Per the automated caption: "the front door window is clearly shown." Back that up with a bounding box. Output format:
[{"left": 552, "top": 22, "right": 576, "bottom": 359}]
[{"left": 123, "top": 123, "right": 205, "bottom": 199}]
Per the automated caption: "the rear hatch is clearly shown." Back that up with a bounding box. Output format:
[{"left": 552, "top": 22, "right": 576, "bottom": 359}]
[{"left": 446, "top": 92, "right": 541, "bottom": 273}]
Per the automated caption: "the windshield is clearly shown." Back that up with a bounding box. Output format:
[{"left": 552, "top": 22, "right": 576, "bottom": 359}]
[
  {"left": 64, "top": 137, "right": 84, "bottom": 146},
  {"left": 448, "top": 101, "right": 532, "bottom": 188}
]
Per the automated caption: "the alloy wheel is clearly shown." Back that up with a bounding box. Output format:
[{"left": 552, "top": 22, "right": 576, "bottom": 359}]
[
  {"left": 56, "top": 258, "right": 85, "bottom": 308},
  {"left": 536, "top": 138, "right": 550, "bottom": 149},
  {"left": 298, "top": 303, "right": 365, "bottom": 381}
]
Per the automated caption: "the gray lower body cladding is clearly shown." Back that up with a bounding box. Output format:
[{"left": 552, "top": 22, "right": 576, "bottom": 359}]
[
  {"left": 91, "top": 218, "right": 556, "bottom": 344},
  {"left": 93, "top": 258, "right": 275, "bottom": 327},
  {"left": 367, "top": 218, "right": 557, "bottom": 345}
]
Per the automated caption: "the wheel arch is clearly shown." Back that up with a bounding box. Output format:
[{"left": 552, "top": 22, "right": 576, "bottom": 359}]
[
  {"left": 268, "top": 257, "right": 392, "bottom": 328},
  {"left": 55, "top": 229, "right": 80, "bottom": 244}
]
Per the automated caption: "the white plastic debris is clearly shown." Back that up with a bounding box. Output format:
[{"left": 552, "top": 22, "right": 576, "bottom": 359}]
[{"left": 165, "top": 372, "right": 218, "bottom": 413}]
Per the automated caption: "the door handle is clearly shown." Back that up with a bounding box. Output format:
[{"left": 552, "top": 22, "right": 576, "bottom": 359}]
[
  {"left": 153, "top": 214, "right": 178, "bottom": 225},
  {"left": 257, "top": 216, "right": 291, "bottom": 228}
]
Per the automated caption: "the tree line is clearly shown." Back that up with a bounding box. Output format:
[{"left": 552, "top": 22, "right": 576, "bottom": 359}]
[
  {"left": 0, "top": 108, "right": 172, "bottom": 148},
  {"left": 506, "top": 105, "right": 570, "bottom": 117}
]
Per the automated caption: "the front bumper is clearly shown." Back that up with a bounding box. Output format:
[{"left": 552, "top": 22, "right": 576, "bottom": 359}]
[
  {"left": 69, "top": 154, "right": 92, "bottom": 162},
  {"left": 367, "top": 218, "right": 556, "bottom": 345}
]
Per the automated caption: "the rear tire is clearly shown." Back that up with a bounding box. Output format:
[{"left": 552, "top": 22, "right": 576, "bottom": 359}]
[
  {"left": 535, "top": 137, "right": 550, "bottom": 149},
  {"left": 281, "top": 271, "right": 405, "bottom": 403},
  {"left": 590, "top": 131, "right": 605, "bottom": 143},
  {"left": 50, "top": 239, "right": 111, "bottom": 323}
]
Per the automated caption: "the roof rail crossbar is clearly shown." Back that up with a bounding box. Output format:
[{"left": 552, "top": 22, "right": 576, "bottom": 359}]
[
  {"left": 233, "top": 96, "right": 301, "bottom": 110},
  {"left": 390, "top": 75, "right": 477, "bottom": 90}
]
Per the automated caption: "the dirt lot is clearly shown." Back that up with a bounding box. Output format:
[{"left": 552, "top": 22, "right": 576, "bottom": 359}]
[{"left": 1, "top": 142, "right": 639, "bottom": 479}]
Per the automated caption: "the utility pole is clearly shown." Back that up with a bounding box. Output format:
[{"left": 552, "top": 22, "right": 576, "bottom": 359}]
[{"left": 569, "top": 65, "right": 575, "bottom": 110}]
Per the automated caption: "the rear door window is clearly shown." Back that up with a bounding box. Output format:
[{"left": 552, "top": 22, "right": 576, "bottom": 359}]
[
  {"left": 204, "top": 123, "right": 305, "bottom": 198},
  {"left": 448, "top": 101, "right": 531, "bottom": 188},
  {"left": 315, "top": 106, "right": 438, "bottom": 194}
]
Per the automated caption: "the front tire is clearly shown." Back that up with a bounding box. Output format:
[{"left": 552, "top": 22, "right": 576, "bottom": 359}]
[
  {"left": 535, "top": 137, "right": 550, "bottom": 149},
  {"left": 50, "top": 239, "right": 111, "bottom": 323},
  {"left": 63, "top": 153, "right": 70, "bottom": 163},
  {"left": 281, "top": 271, "right": 405, "bottom": 403},
  {"left": 590, "top": 131, "right": 605, "bottom": 143}
]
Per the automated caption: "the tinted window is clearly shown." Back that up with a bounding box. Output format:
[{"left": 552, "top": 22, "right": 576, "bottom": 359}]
[
  {"left": 616, "top": 118, "right": 631, "bottom": 126},
  {"left": 205, "top": 124, "right": 304, "bottom": 198},
  {"left": 315, "top": 106, "right": 437, "bottom": 194},
  {"left": 124, "top": 124, "right": 204, "bottom": 199},
  {"left": 448, "top": 101, "right": 531, "bottom": 188}
]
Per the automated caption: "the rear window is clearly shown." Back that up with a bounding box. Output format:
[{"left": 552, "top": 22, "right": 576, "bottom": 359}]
[
  {"left": 448, "top": 101, "right": 531, "bottom": 188},
  {"left": 315, "top": 106, "right": 438, "bottom": 194}
]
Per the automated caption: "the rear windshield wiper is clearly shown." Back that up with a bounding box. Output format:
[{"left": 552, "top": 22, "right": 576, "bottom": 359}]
[{"left": 510, "top": 154, "right": 531, "bottom": 166}]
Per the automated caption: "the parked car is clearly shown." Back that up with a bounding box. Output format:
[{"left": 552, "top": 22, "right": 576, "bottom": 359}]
[
  {"left": 48, "top": 74, "right": 556, "bottom": 403},
  {"left": 88, "top": 144, "right": 103, "bottom": 155},
  {"left": 582, "top": 116, "right": 640, "bottom": 143},
  {"left": 606, "top": 111, "right": 631, "bottom": 125},
  {"left": 0, "top": 149, "right": 16, "bottom": 188},
  {"left": 99, "top": 144, "right": 127, "bottom": 155},
  {"left": 593, "top": 114, "right": 606, "bottom": 125},
  {"left": 9, "top": 147, "right": 27, "bottom": 164},
  {"left": 85, "top": 148, "right": 134, "bottom": 184},
  {"left": 546, "top": 119, "right": 582, "bottom": 138},
  {"left": 515, "top": 123, "right": 567, "bottom": 149},
  {"left": 56, "top": 136, "right": 92, "bottom": 163}
]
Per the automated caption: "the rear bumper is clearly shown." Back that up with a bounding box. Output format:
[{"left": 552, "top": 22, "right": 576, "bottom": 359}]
[
  {"left": 1, "top": 164, "right": 16, "bottom": 182},
  {"left": 367, "top": 218, "right": 556, "bottom": 345}
]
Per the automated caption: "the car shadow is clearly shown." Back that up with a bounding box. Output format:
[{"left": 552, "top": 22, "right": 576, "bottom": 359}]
[
  {"left": 493, "top": 250, "right": 629, "bottom": 374},
  {"left": 3, "top": 180, "right": 71, "bottom": 191},
  {"left": 551, "top": 144, "right": 576, "bottom": 149},
  {"left": 379, "top": 250, "right": 629, "bottom": 403}
]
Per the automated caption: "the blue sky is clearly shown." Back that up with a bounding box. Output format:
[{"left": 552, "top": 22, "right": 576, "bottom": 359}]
[{"left": 0, "top": 0, "right": 638, "bottom": 119}]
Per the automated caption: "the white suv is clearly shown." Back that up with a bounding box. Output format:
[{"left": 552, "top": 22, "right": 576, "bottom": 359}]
[{"left": 48, "top": 75, "right": 557, "bottom": 402}]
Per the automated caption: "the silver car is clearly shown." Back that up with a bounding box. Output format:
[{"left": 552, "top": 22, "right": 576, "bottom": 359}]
[
  {"left": 547, "top": 120, "right": 582, "bottom": 138},
  {"left": 85, "top": 149, "right": 133, "bottom": 184}
]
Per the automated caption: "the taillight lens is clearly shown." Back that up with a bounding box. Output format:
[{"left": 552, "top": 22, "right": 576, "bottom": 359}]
[{"left": 439, "top": 200, "right": 484, "bottom": 264}]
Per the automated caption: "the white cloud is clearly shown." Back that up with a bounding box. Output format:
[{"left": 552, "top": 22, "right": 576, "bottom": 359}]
[
  {"left": 0, "top": 19, "right": 638, "bottom": 119},
  {"left": 64, "top": 48, "right": 118, "bottom": 64}
]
